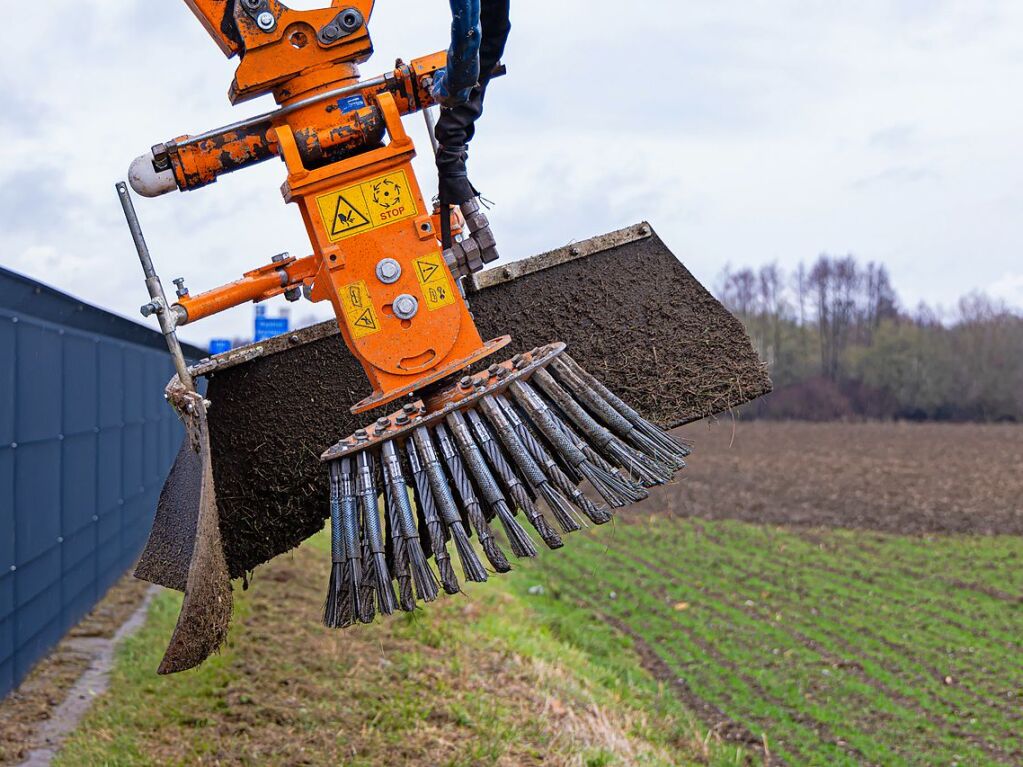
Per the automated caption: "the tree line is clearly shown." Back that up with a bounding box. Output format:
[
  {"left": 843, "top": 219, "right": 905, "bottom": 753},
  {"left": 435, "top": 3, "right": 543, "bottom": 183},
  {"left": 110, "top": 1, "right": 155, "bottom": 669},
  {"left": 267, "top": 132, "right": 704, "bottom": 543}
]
[{"left": 718, "top": 255, "right": 1023, "bottom": 421}]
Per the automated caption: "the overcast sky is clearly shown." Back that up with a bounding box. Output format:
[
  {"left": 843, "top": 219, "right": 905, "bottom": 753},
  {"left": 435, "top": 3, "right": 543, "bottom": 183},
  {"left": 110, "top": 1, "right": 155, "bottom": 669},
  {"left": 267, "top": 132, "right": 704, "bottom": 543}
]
[{"left": 1, "top": 1, "right": 1021, "bottom": 347}]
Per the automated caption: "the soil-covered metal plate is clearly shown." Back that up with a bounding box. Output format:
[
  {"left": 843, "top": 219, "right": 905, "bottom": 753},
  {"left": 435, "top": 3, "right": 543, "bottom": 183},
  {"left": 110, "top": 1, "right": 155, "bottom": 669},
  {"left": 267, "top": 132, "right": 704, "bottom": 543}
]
[{"left": 137, "top": 222, "right": 771, "bottom": 588}]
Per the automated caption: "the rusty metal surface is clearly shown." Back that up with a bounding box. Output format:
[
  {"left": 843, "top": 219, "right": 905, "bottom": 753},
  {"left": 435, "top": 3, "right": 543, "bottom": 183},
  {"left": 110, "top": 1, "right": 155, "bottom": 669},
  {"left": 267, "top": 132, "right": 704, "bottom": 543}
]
[{"left": 137, "top": 223, "right": 770, "bottom": 588}]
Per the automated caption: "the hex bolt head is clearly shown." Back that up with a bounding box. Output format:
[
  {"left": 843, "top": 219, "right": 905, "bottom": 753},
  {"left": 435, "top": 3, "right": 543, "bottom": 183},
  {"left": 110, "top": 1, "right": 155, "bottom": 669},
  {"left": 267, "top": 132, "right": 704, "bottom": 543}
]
[
  {"left": 395, "top": 413, "right": 410, "bottom": 426},
  {"left": 376, "top": 258, "right": 402, "bottom": 284},
  {"left": 393, "top": 294, "right": 419, "bottom": 320},
  {"left": 256, "top": 11, "right": 276, "bottom": 30},
  {"left": 321, "top": 24, "right": 340, "bottom": 40},
  {"left": 402, "top": 403, "right": 417, "bottom": 414},
  {"left": 459, "top": 376, "right": 473, "bottom": 390}
]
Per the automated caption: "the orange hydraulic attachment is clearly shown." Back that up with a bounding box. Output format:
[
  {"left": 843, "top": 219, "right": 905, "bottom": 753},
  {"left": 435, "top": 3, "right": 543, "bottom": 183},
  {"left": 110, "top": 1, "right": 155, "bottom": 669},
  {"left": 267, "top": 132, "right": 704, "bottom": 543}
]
[{"left": 159, "top": 0, "right": 505, "bottom": 413}]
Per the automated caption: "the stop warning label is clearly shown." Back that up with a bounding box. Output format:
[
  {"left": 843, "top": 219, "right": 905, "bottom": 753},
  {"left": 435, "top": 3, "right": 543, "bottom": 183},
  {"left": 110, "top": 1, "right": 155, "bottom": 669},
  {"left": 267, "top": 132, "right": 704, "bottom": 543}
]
[
  {"left": 414, "top": 253, "right": 456, "bottom": 311},
  {"left": 316, "top": 170, "right": 419, "bottom": 243},
  {"left": 339, "top": 280, "right": 381, "bottom": 339}
]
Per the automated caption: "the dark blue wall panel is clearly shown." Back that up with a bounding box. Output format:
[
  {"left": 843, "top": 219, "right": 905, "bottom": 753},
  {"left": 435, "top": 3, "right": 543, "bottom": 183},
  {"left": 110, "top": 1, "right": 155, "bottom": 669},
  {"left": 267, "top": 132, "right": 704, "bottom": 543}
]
[{"left": 0, "top": 266, "right": 204, "bottom": 699}]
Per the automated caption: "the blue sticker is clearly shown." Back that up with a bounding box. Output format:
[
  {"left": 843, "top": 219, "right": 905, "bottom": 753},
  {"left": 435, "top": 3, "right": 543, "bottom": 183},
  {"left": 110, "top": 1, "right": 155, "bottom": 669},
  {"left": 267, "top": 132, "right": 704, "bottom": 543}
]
[
  {"left": 209, "top": 339, "right": 232, "bottom": 356},
  {"left": 337, "top": 95, "right": 366, "bottom": 114}
]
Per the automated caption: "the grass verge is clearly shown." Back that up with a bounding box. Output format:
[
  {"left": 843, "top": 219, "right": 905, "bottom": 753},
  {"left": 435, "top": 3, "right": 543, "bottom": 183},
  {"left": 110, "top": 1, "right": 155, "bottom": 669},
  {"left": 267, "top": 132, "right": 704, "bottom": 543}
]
[{"left": 54, "top": 531, "right": 749, "bottom": 767}]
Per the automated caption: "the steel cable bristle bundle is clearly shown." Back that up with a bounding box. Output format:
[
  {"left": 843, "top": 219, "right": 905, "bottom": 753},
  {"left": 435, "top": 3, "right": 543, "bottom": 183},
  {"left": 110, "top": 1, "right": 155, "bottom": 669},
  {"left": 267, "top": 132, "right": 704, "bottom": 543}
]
[
  {"left": 509, "top": 381, "right": 638, "bottom": 511},
  {"left": 412, "top": 427, "right": 489, "bottom": 584},
  {"left": 557, "top": 355, "right": 691, "bottom": 465},
  {"left": 382, "top": 463, "right": 415, "bottom": 612},
  {"left": 477, "top": 396, "right": 582, "bottom": 535},
  {"left": 382, "top": 441, "right": 439, "bottom": 604},
  {"left": 495, "top": 394, "right": 605, "bottom": 525},
  {"left": 406, "top": 438, "right": 460, "bottom": 595},
  {"left": 466, "top": 409, "right": 563, "bottom": 549},
  {"left": 337, "top": 458, "right": 363, "bottom": 627},
  {"left": 323, "top": 461, "right": 346, "bottom": 629},
  {"left": 435, "top": 423, "right": 512, "bottom": 573},
  {"left": 532, "top": 369, "right": 673, "bottom": 488},
  {"left": 356, "top": 451, "right": 396, "bottom": 619},
  {"left": 319, "top": 342, "right": 690, "bottom": 629},
  {"left": 447, "top": 410, "right": 538, "bottom": 559}
]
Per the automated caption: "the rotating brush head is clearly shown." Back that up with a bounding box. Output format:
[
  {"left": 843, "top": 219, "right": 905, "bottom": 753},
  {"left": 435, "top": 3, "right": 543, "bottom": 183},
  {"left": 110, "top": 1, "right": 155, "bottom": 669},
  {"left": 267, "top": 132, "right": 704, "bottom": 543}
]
[{"left": 318, "top": 343, "right": 688, "bottom": 626}]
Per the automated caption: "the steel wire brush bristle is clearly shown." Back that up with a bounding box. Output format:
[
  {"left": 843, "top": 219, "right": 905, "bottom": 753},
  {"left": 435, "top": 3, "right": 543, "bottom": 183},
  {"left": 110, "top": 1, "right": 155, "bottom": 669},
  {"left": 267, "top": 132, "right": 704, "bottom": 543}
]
[{"left": 319, "top": 343, "right": 689, "bottom": 626}]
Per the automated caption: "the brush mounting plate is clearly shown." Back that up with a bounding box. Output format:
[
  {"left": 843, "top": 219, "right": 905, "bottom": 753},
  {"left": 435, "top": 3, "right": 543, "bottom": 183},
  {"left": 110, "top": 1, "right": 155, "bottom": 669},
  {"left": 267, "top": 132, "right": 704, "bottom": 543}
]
[{"left": 321, "top": 342, "right": 567, "bottom": 462}]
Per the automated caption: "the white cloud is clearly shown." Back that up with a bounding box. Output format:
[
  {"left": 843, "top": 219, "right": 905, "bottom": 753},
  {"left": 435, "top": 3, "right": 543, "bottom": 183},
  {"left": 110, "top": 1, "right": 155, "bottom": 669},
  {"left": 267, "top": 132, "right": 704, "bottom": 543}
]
[
  {"left": 0, "top": 0, "right": 1020, "bottom": 351},
  {"left": 988, "top": 273, "right": 1023, "bottom": 306}
]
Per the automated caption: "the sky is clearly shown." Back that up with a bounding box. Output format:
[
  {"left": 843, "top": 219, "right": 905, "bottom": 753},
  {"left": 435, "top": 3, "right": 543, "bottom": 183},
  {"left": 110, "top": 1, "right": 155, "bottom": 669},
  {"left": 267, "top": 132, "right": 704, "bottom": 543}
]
[{"left": 1, "top": 0, "right": 1021, "bottom": 347}]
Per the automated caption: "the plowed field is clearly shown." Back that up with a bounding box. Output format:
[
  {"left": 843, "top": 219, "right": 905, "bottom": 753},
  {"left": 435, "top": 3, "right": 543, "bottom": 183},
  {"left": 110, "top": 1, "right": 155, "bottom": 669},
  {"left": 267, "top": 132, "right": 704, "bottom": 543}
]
[{"left": 525, "top": 421, "right": 1023, "bottom": 765}]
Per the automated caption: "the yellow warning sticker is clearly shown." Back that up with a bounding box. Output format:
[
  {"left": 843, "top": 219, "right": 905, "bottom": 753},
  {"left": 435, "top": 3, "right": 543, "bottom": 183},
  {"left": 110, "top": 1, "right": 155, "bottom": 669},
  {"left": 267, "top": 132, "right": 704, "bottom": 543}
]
[
  {"left": 413, "top": 253, "right": 456, "bottom": 311},
  {"left": 339, "top": 280, "right": 381, "bottom": 339},
  {"left": 316, "top": 170, "right": 419, "bottom": 242}
]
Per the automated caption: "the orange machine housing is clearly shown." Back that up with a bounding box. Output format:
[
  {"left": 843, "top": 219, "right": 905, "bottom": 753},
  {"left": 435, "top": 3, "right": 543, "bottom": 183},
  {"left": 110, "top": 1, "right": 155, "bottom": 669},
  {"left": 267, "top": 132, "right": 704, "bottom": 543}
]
[{"left": 163, "top": 1, "right": 504, "bottom": 412}]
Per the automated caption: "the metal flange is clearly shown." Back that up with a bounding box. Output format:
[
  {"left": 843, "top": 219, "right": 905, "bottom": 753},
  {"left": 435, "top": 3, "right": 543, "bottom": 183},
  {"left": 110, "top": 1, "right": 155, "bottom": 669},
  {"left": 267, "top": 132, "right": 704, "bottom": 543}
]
[{"left": 321, "top": 342, "right": 567, "bottom": 462}]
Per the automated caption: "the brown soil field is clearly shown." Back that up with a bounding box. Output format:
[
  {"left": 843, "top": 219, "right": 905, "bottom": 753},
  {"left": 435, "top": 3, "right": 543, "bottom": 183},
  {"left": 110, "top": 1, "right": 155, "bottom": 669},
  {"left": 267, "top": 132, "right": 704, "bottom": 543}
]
[{"left": 672, "top": 420, "right": 1023, "bottom": 535}]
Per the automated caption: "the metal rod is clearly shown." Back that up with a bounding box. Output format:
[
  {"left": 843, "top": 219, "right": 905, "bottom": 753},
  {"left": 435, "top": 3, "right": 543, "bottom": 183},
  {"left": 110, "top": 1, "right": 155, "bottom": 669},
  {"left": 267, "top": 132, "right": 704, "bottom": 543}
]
[
  {"left": 173, "top": 74, "right": 390, "bottom": 149},
  {"left": 422, "top": 106, "right": 440, "bottom": 156},
  {"left": 115, "top": 182, "right": 195, "bottom": 391}
]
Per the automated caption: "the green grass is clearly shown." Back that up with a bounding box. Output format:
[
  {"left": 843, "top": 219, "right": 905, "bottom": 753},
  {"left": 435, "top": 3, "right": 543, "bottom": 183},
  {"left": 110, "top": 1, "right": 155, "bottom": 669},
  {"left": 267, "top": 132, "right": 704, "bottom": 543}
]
[
  {"left": 50, "top": 511, "right": 1021, "bottom": 766},
  {"left": 54, "top": 531, "right": 748, "bottom": 767},
  {"left": 520, "top": 517, "right": 1023, "bottom": 766}
]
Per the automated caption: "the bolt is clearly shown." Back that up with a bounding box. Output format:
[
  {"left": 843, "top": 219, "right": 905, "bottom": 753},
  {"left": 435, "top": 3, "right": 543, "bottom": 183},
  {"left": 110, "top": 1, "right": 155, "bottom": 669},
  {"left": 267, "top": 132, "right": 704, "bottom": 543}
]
[
  {"left": 272, "top": 252, "right": 289, "bottom": 263},
  {"left": 402, "top": 403, "right": 417, "bottom": 414},
  {"left": 376, "top": 258, "right": 402, "bottom": 284},
  {"left": 393, "top": 294, "right": 419, "bottom": 320},
  {"left": 321, "top": 24, "right": 340, "bottom": 40},
  {"left": 459, "top": 376, "right": 473, "bottom": 390},
  {"left": 256, "top": 11, "right": 275, "bottom": 30},
  {"left": 395, "top": 413, "right": 410, "bottom": 426},
  {"left": 242, "top": 0, "right": 260, "bottom": 8},
  {"left": 514, "top": 358, "right": 528, "bottom": 370},
  {"left": 376, "top": 417, "right": 390, "bottom": 427},
  {"left": 488, "top": 364, "right": 502, "bottom": 377},
  {"left": 173, "top": 278, "right": 188, "bottom": 298},
  {"left": 496, "top": 367, "right": 509, "bottom": 378},
  {"left": 355, "top": 429, "right": 368, "bottom": 441},
  {"left": 140, "top": 300, "right": 160, "bottom": 318}
]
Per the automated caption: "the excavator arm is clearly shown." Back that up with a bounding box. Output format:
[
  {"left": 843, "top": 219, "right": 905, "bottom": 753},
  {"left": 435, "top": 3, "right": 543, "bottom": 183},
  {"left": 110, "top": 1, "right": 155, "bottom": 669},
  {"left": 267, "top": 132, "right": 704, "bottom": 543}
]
[
  {"left": 179, "top": 0, "right": 376, "bottom": 103},
  {"left": 182, "top": 0, "right": 242, "bottom": 57}
]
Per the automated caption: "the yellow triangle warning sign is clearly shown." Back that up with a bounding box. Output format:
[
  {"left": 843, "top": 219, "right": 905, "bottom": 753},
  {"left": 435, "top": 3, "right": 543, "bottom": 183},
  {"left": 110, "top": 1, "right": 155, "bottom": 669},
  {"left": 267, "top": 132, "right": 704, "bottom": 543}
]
[
  {"left": 415, "top": 259, "right": 441, "bottom": 284},
  {"left": 330, "top": 195, "right": 370, "bottom": 237},
  {"left": 414, "top": 253, "right": 456, "bottom": 311},
  {"left": 339, "top": 280, "right": 381, "bottom": 339},
  {"left": 354, "top": 308, "right": 377, "bottom": 331}
]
